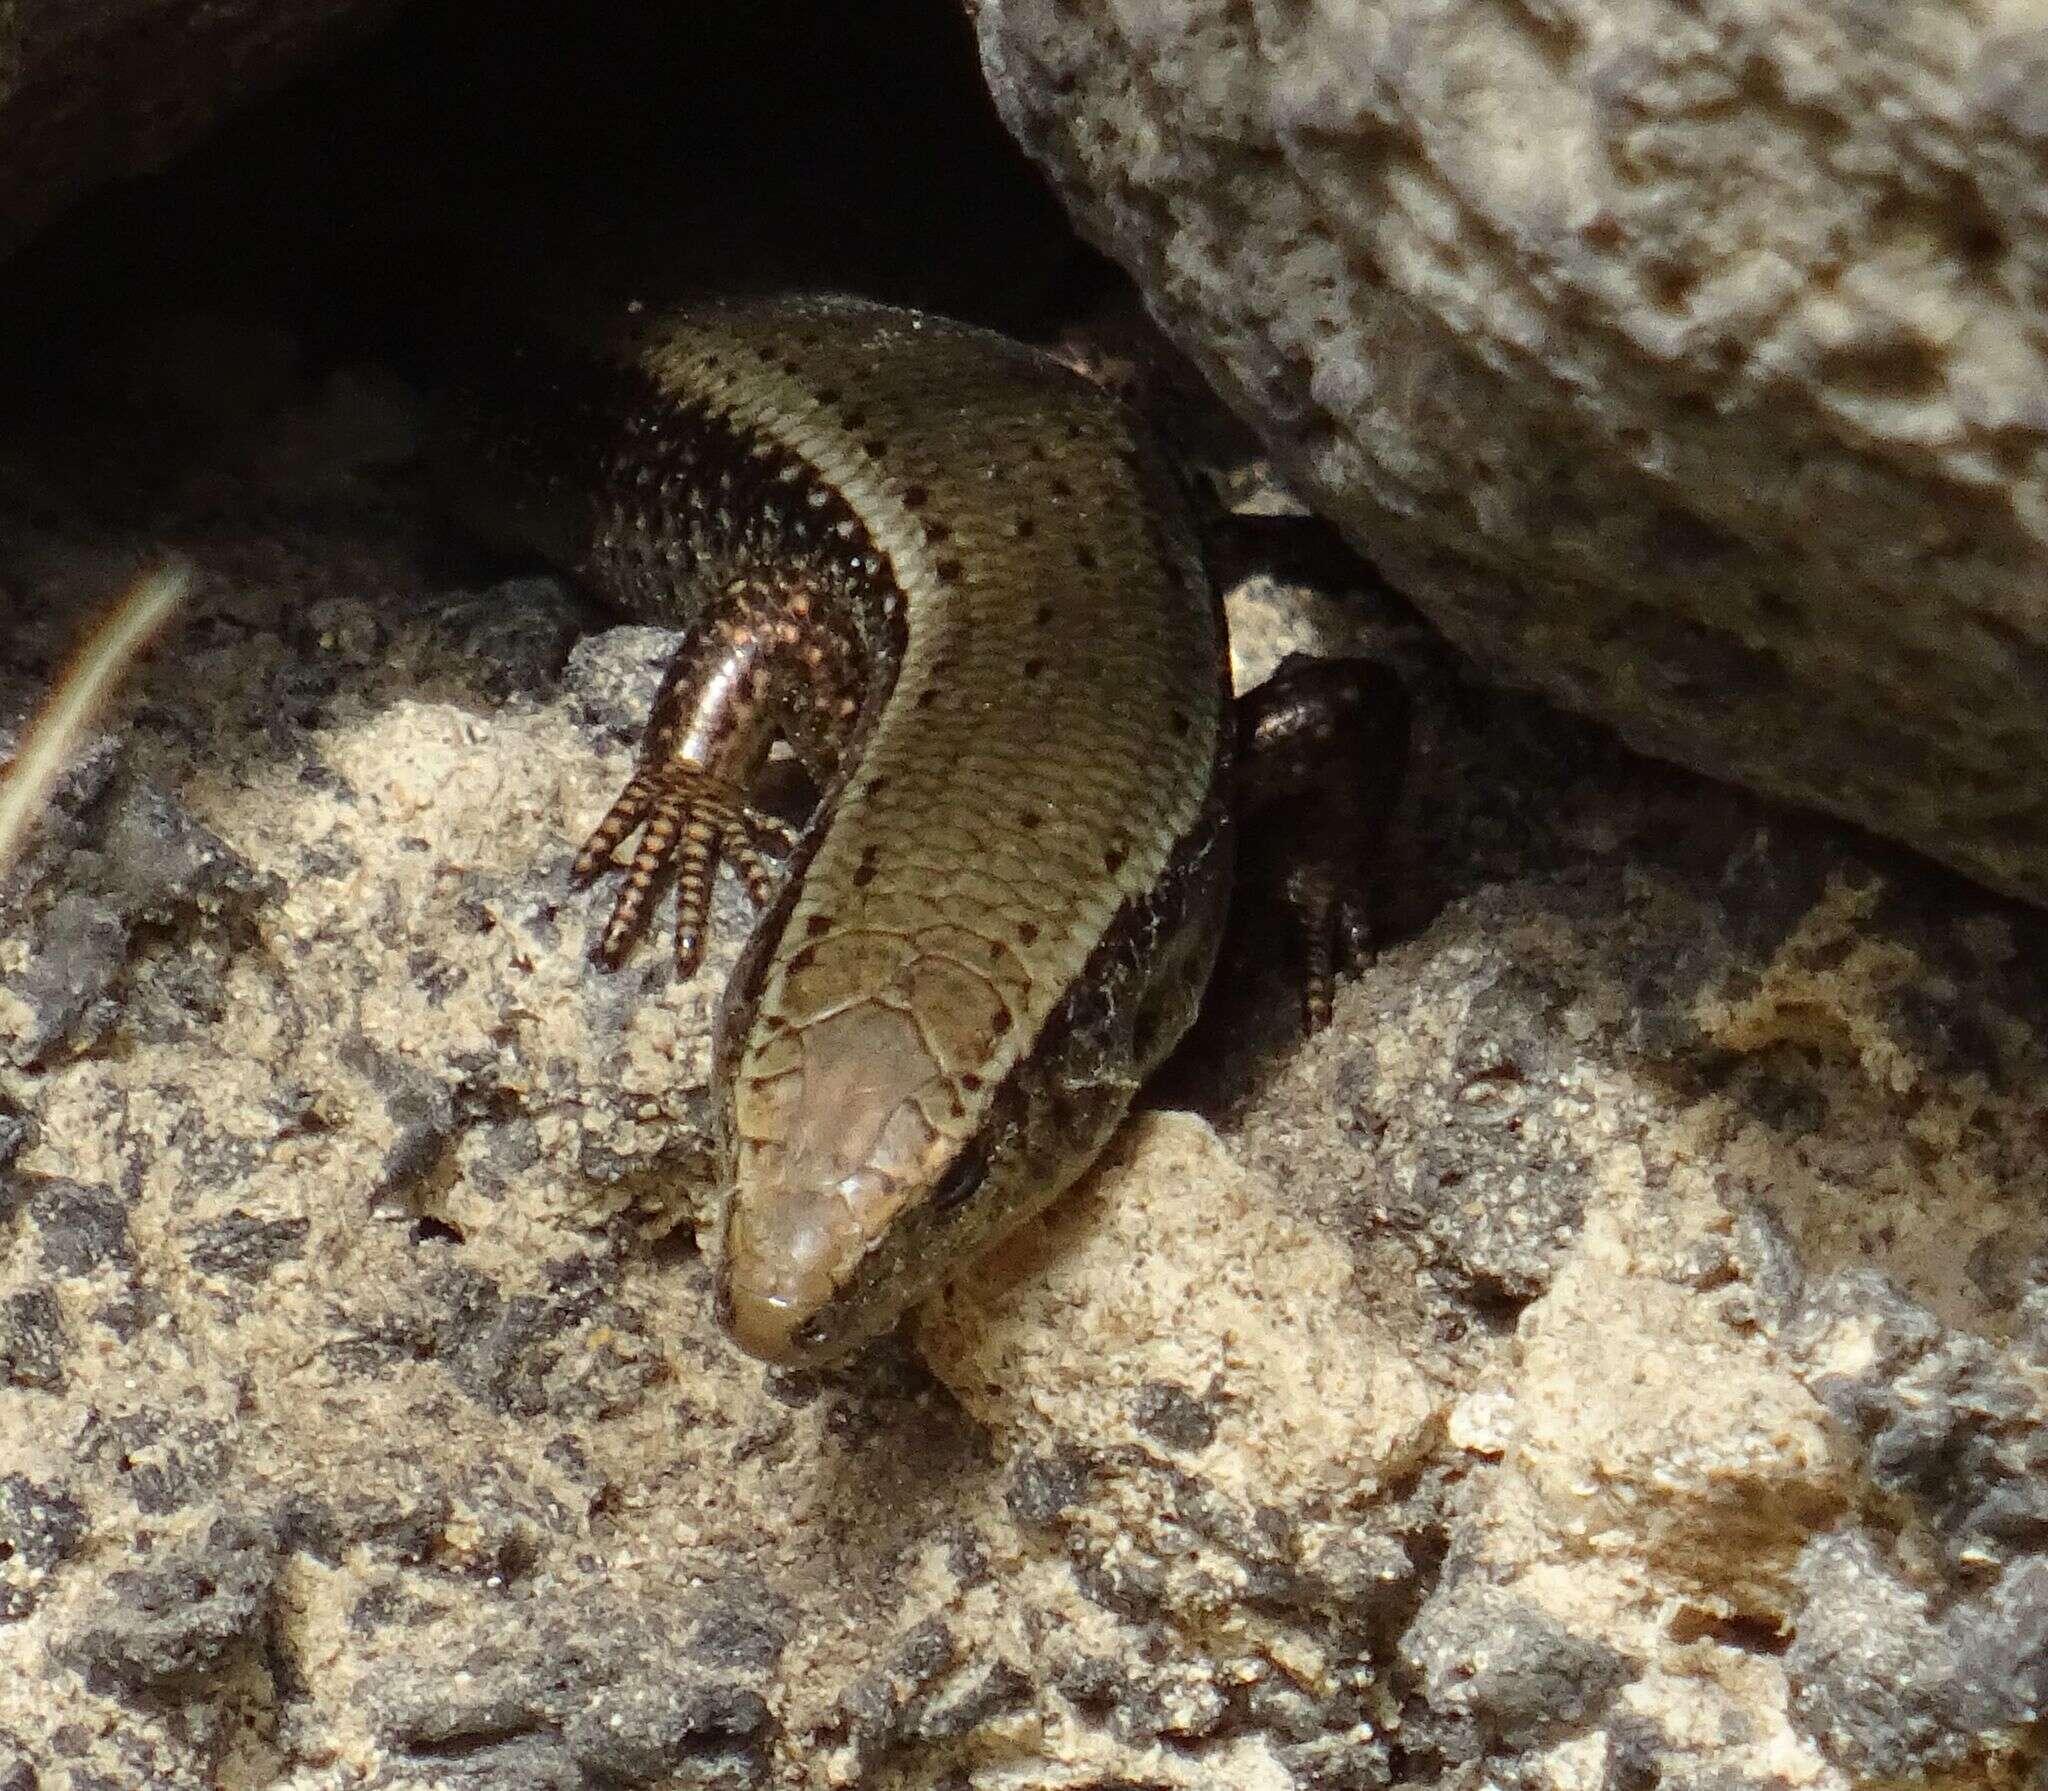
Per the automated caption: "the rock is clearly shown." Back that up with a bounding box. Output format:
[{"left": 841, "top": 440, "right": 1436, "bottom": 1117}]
[
  {"left": 0, "top": 1290, "right": 67, "bottom": 1393},
  {"left": 12, "top": 1177, "right": 130, "bottom": 1278},
  {"left": 1791, "top": 1269, "right": 2048, "bottom": 1570},
  {"left": 368, "top": 1605, "right": 773, "bottom": 1789},
  {"left": 0, "top": 1474, "right": 87, "bottom": 1621},
  {"left": 0, "top": 773, "right": 281, "bottom": 1066},
  {"left": 1400, "top": 1577, "right": 1636, "bottom": 1755},
  {"left": 1785, "top": 1533, "right": 1996, "bottom": 1778},
  {"left": 58, "top": 1512, "right": 278, "bottom": 1695},
  {"left": 972, "top": 0, "right": 2048, "bottom": 908}
]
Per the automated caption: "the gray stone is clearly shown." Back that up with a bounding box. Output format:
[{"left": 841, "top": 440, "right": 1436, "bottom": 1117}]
[
  {"left": 1785, "top": 1531, "right": 2007, "bottom": 1775},
  {"left": 0, "top": 1290, "right": 66, "bottom": 1391},
  {"left": 973, "top": 0, "right": 2048, "bottom": 910},
  {"left": 60, "top": 1515, "right": 278, "bottom": 1695},
  {"left": 371, "top": 1608, "right": 771, "bottom": 1790},
  {"left": 1791, "top": 1273, "right": 2048, "bottom": 1566},
  {"left": 182, "top": 1210, "right": 309, "bottom": 1281},
  {"left": 0, "top": 1476, "right": 86, "bottom": 1621},
  {"left": 17, "top": 1178, "right": 130, "bottom": 1277},
  {"left": 1401, "top": 1577, "right": 1635, "bottom": 1753}
]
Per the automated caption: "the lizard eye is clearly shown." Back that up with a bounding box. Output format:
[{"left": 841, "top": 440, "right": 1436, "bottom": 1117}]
[{"left": 931, "top": 1142, "right": 990, "bottom": 1214}]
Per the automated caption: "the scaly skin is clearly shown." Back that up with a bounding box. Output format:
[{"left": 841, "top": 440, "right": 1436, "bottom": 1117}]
[{"left": 435, "top": 294, "right": 1233, "bottom": 1364}]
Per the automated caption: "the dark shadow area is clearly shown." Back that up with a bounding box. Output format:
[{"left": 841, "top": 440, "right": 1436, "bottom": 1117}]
[{"left": 0, "top": 0, "right": 1106, "bottom": 415}]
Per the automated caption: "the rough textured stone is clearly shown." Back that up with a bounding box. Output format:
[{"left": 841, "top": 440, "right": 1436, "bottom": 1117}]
[
  {"left": 0, "top": 1290, "right": 66, "bottom": 1393},
  {"left": 972, "top": 0, "right": 2048, "bottom": 910},
  {"left": 0, "top": 0, "right": 399, "bottom": 262},
  {"left": 0, "top": 1473, "right": 86, "bottom": 1620},
  {"left": 1784, "top": 1533, "right": 1998, "bottom": 1778},
  {"left": 13, "top": 1178, "right": 130, "bottom": 1277},
  {"left": 1400, "top": 1577, "right": 1636, "bottom": 1752},
  {"left": 369, "top": 1605, "right": 772, "bottom": 1789},
  {"left": 59, "top": 1512, "right": 279, "bottom": 1695}
]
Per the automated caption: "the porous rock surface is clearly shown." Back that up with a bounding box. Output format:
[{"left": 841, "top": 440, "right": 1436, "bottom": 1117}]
[
  {"left": 0, "top": 332, "right": 2043, "bottom": 1789},
  {"left": 971, "top": 0, "right": 2048, "bottom": 910},
  {"left": 0, "top": 0, "right": 394, "bottom": 259}
]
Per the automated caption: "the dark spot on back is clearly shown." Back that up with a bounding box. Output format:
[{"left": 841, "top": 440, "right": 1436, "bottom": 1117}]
[
  {"left": 805, "top": 914, "right": 832, "bottom": 937},
  {"left": 1018, "top": 810, "right": 1042, "bottom": 830},
  {"left": 960, "top": 1072, "right": 984, "bottom": 1092},
  {"left": 1104, "top": 845, "right": 1127, "bottom": 875},
  {"left": 1034, "top": 603, "right": 1054, "bottom": 626},
  {"left": 1075, "top": 545, "right": 1098, "bottom": 570},
  {"left": 1170, "top": 709, "right": 1192, "bottom": 737},
  {"left": 1015, "top": 516, "right": 1038, "bottom": 540},
  {"left": 787, "top": 944, "right": 819, "bottom": 974},
  {"left": 935, "top": 558, "right": 964, "bottom": 583},
  {"left": 990, "top": 1008, "right": 1012, "bottom": 1036},
  {"left": 1016, "top": 921, "right": 1039, "bottom": 945},
  {"left": 1023, "top": 658, "right": 1046, "bottom": 678},
  {"left": 901, "top": 483, "right": 930, "bottom": 510}
]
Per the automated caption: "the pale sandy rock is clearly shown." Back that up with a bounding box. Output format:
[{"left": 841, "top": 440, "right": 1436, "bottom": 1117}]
[
  {"left": 972, "top": 0, "right": 2048, "bottom": 909},
  {"left": 1510, "top": 1208, "right": 1846, "bottom": 1614},
  {"left": 919, "top": 1111, "right": 1445, "bottom": 1509}
]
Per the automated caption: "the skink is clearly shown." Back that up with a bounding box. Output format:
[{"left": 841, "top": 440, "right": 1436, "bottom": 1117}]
[{"left": 433, "top": 293, "right": 1403, "bottom": 1366}]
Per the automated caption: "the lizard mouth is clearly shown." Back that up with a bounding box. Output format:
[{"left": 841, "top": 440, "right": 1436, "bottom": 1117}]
[{"left": 717, "top": 1172, "right": 881, "bottom": 1365}]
